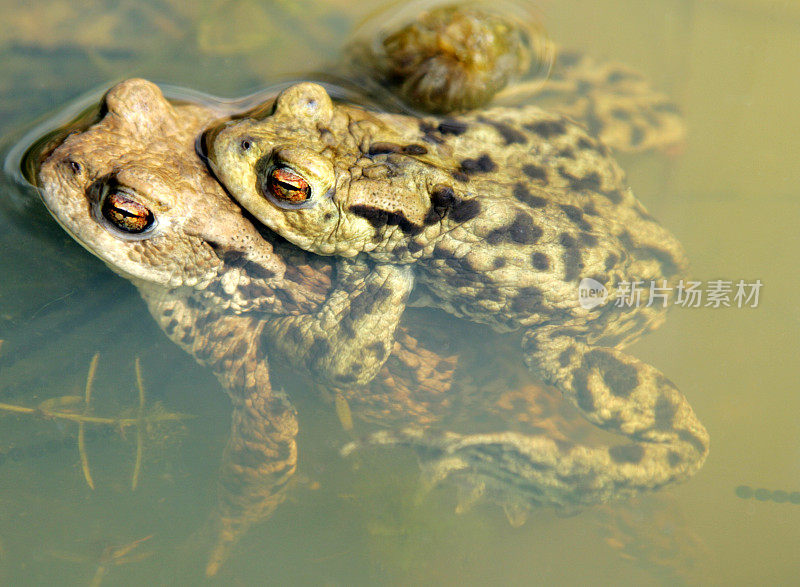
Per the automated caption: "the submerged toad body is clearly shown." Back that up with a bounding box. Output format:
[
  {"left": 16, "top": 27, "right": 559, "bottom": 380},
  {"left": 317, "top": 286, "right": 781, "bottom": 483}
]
[{"left": 208, "top": 81, "right": 709, "bottom": 483}]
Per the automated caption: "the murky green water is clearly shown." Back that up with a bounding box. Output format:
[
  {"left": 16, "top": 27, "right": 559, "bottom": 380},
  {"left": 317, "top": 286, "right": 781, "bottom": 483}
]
[{"left": 1, "top": 0, "right": 798, "bottom": 584}]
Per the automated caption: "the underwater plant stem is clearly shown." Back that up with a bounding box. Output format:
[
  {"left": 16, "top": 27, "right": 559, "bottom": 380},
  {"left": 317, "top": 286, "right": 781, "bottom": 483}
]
[
  {"left": 0, "top": 402, "right": 190, "bottom": 426},
  {"left": 78, "top": 353, "right": 101, "bottom": 490},
  {"left": 131, "top": 357, "right": 145, "bottom": 490}
]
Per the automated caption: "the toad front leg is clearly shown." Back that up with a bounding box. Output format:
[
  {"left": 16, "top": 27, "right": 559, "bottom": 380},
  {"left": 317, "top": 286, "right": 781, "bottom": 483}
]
[
  {"left": 264, "top": 260, "right": 415, "bottom": 387},
  {"left": 140, "top": 288, "right": 299, "bottom": 576}
]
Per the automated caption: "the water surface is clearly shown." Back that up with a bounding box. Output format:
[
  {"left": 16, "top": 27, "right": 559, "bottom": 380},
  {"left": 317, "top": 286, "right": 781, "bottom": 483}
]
[{"left": 1, "top": 0, "right": 798, "bottom": 584}]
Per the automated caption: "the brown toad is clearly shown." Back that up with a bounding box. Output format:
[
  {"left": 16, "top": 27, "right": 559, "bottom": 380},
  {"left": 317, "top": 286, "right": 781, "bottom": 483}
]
[
  {"left": 207, "top": 79, "right": 708, "bottom": 494},
  {"left": 23, "top": 78, "right": 445, "bottom": 575}
]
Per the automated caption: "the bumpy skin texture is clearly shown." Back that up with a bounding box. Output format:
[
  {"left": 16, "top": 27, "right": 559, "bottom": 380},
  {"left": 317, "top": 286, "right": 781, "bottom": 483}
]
[
  {"left": 345, "top": 3, "right": 684, "bottom": 153},
  {"left": 209, "top": 77, "right": 708, "bottom": 499},
  {"left": 32, "top": 79, "right": 420, "bottom": 575},
  {"left": 347, "top": 3, "right": 535, "bottom": 113}
]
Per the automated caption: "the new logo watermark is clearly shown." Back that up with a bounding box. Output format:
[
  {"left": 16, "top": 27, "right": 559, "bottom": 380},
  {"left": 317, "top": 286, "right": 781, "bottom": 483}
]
[{"left": 579, "top": 277, "right": 608, "bottom": 309}]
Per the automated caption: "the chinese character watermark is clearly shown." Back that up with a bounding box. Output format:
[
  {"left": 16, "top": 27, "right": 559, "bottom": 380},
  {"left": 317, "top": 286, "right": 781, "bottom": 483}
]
[{"left": 577, "top": 279, "right": 762, "bottom": 309}]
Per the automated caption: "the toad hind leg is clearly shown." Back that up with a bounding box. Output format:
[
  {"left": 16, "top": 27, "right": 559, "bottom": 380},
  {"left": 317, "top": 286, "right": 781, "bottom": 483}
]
[
  {"left": 521, "top": 327, "right": 709, "bottom": 493},
  {"left": 352, "top": 329, "right": 708, "bottom": 511}
]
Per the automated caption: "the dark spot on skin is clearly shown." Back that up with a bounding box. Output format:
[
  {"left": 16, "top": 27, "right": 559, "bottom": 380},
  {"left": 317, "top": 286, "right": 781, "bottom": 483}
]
[
  {"left": 340, "top": 317, "right": 357, "bottom": 339},
  {"left": 436, "top": 359, "right": 454, "bottom": 372},
  {"left": 478, "top": 286, "right": 503, "bottom": 302},
  {"left": 444, "top": 256, "right": 463, "bottom": 271},
  {"left": 654, "top": 394, "right": 678, "bottom": 431},
  {"left": 611, "top": 108, "right": 631, "bottom": 121},
  {"left": 229, "top": 338, "right": 247, "bottom": 358},
  {"left": 577, "top": 137, "right": 595, "bottom": 150},
  {"left": 678, "top": 429, "right": 709, "bottom": 455},
  {"left": 349, "top": 205, "right": 422, "bottom": 236},
  {"left": 642, "top": 246, "right": 680, "bottom": 277},
  {"left": 433, "top": 244, "right": 454, "bottom": 259},
  {"left": 493, "top": 257, "right": 506, "bottom": 269},
  {"left": 667, "top": 451, "right": 682, "bottom": 467},
  {"left": 583, "top": 203, "right": 598, "bottom": 216},
  {"left": 524, "top": 119, "right": 566, "bottom": 138},
  {"left": 242, "top": 261, "right": 276, "bottom": 280},
  {"left": 602, "top": 189, "right": 623, "bottom": 204},
  {"left": 571, "top": 367, "right": 595, "bottom": 412},
  {"left": 180, "top": 331, "right": 193, "bottom": 345},
  {"left": 438, "top": 118, "right": 468, "bottom": 135},
  {"left": 561, "top": 169, "right": 603, "bottom": 193},
  {"left": 452, "top": 170, "right": 470, "bottom": 182},
  {"left": 559, "top": 204, "right": 593, "bottom": 231},
  {"left": 425, "top": 184, "right": 455, "bottom": 223},
  {"left": 478, "top": 117, "right": 527, "bottom": 144},
  {"left": 522, "top": 164, "right": 547, "bottom": 182},
  {"left": 460, "top": 154, "right": 496, "bottom": 174},
  {"left": 634, "top": 206, "right": 656, "bottom": 222},
  {"left": 195, "top": 310, "right": 220, "bottom": 333},
  {"left": 653, "top": 102, "right": 681, "bottom": 114},
  {"left": 513, "top": 182, "right": 547, "bottom": 207},
  {"left": 368, "top": 142, "right": 403, "bottom": 155},
  {"left": 403, "top": 144, "right": 428, "bottom": 155},
  {"left": 557, "top": 147, "right": 576, "bottom": 158},
  {"left": 508, "top": 212, "right": 542, "bottom": 244},
  {"left": 368, "top": 142, "right": 427, "bottom": 156},
  {"left": 597, "top": 415, "right": 626, "bottom": 433},
  {"left": 164, "top": 319, "right": 178, "bottom": 336},
  {"left": 579, "top": 232, "right": 598, "bottom": 247},
  {"left": 609, "top": 444, "right": 645, "bottom": 464},
  {"left": 604, "top": 253, "right": 618, "bottom": 270},
  {"left": 309, "top": 336, "right": 331, "bottom": 360},
  {"left": 559, "top": 233, "right": 576, "bottom": 248},
  {"left": 584, "top": 349, "right": 640, "bottom": 398},
  {"left": 446, "top": 273, "right": 474, "bottom": 288},
  {"left": 217, "top": 249, "right": 276, "bottom": 279},
  {"left": 511, "top": 286, "right": 543, "bottom": 314},
  {"left": 607, "top": 70, "right": 640, "bottom": 84},
  {"left": 367, "top": 341, "right": 388, "bottom": 362},
  {"left": 407, "top": 240, "right": 424, "bottom": 254},
  {"left": 162, "top": 308, "right": 173, "bottom": 317},
  {"left": 562, "top": 247, "right": 583, "bottom": 282},
  {"left": 422, "top": 209, "right": 439, "bottom": 225},
  {"left": 323, "top": 212, "right": 333, "bottom": 221},
  {"left": 558, "top": 51, "right": 581, "bottom": 68},
  {"left": 449, "top": 198, "right": 481, "bottom": 222},
  {"left": 617, "top": 231, "right": 680, "bottom": 277},
  {"left": 431, "top": 184, "right": 455, "bottom": 207},
  {"left": 630, "top": 125, "right": 645, "bottom": 147},
  {"left": 486, "top": 213, "right": 542, "bottom": 245},
  {"left": 532, "top": 252, "right": 550, "bottom": 271},
  {"left": 558, "top": 347, "right": 575, "bottom": 367},
  {"left": 419, "top": 121, "right": 444, "bottom": 144}
]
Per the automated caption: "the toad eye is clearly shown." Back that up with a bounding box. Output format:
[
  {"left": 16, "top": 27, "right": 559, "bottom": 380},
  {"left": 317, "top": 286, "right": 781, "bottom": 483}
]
[
  {"left": 267, "top": 167, "right": 311, "bottom": 205},
  {"left": 101, "top": 191, "right": 154, "bottom": 234}
]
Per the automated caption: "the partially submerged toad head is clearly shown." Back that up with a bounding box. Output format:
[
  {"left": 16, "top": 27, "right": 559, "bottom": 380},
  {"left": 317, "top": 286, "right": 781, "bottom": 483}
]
[{"left": 33, "top": 78, "right": 286, "bottom": 311}]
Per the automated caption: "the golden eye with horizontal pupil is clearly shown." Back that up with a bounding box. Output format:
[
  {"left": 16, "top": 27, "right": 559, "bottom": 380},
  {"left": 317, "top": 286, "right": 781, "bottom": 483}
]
[
  {"left": 101, "top": 191, "right": 154, "bottom": 233},
  {"left": 267, "top": 167, "right": 311, "bottom": 204}
]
